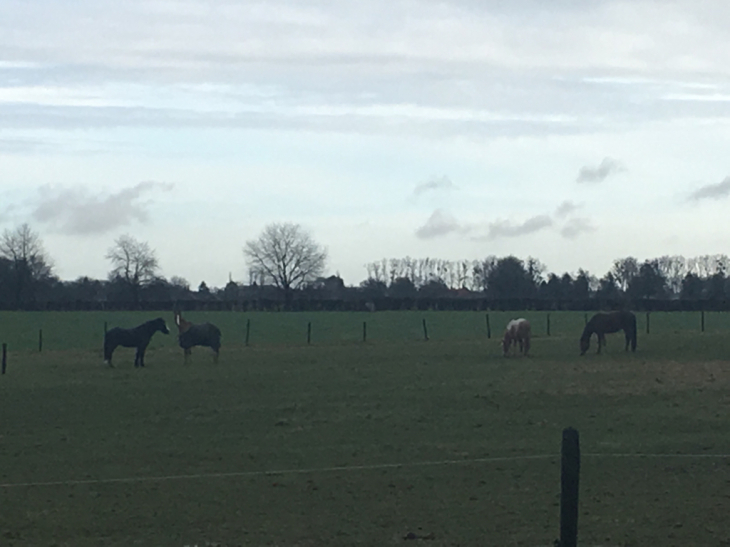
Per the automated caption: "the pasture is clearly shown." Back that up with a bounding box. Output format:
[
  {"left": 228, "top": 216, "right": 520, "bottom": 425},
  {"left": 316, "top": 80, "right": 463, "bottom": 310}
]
[{"left": 1, "top": 311, "right": 730, "bottom": 546}]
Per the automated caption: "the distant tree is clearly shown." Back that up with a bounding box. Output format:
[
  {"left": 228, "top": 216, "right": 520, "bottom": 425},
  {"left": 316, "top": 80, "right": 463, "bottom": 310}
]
[
  {"left": 611, "top": 257, "right": 639, "bottom": 293},
  {"left": 419, "top": 279, "right": 449, "bottom": 298},
  {"left": 244, "top": 223, "right": 327, "bottom": 306},
  {"left": 485, "top": 256, "right": 535, "bottom": 299},
  {"left": 540, "top": 273, "right": 563, "bottom": 300},
  {"left": 572, "top": 269, "right": 592, "bottom": 300},
  {"left": 223, "top": 279, "right": 240, "bottom": 301},
  {"left": 105, "top": 234, "right": 159, "bottom": 304},
  {"left": 472, "top": 256, "right": 498, "bottom": 292},
  {"left": 0, "top": 223, "right": 55, "bottom": 305},
  {"left": 706, "top": 271, "right": 726, "bottom": 301},
  {"left": 656, "top": 255, "right": 687, "bottom": 296},
  {"left": 680, "top": 273, "right": 704, "bottom": 300},
  {"left": 359, "top": 278, "right": 388, "bottom": 299},
  {"left": 198, "top": 281, "right": 210, "bottom": 294},
  {"left": 389, "top": 276, "right": 417, "bottom": 298},
  {"left": 628, "top": 260, "right": 666, "bottom": 299},
  {"left": 596, "top": 272, "right": 620, "bottom": 300}
]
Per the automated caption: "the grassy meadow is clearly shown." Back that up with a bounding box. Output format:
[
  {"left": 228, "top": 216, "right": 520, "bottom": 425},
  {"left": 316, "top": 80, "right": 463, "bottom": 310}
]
[{"left": 0, "top": 311, "right": 730, "bottom": 546}]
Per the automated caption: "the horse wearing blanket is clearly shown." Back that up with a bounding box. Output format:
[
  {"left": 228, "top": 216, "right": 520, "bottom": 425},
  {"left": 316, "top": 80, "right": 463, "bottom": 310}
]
[
  {"left": 502, "top": 318, "right": 531, "bottom": 357},
  {"left": 174, "top": 311, "right": 222, "bottom": 363}
]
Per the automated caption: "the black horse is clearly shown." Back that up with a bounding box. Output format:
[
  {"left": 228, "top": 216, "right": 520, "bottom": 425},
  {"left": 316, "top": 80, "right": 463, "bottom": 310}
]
[
  {"left": 580, "top": 311, "right": 637, "bottom": 355},
  {"left": 103, "top": 317, "right": 170, "bottom": 367}
]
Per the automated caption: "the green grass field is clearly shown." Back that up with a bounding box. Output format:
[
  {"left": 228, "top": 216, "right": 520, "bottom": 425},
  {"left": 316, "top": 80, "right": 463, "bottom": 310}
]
[{"left": 1, "top": 311, "right": 730, "bottom": 546}]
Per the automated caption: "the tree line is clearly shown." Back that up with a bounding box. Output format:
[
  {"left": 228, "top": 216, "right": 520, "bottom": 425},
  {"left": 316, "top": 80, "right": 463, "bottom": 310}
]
[{"left": 1, "top": 222, "right": 729, "bottom": 309}]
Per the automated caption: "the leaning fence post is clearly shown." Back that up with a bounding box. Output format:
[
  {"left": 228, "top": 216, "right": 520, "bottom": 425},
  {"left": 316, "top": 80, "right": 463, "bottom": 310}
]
[
  {"left": 485, "top": 314, "right": 491, "bottom": 339},
  {"left": 560, "top": 427, "right": 581, "bottom": 547},
  {"left": 547, "top": 313, "right": 551, "bottom": 336},
  {"left": 1, "top": 343, "right": 6, "bottom": 374},
  {"left": 245, "top": 319, "right": 251, "bottom": 346},
  {"left": 422, "top": 318, "right": 429, "bottom": 341}
]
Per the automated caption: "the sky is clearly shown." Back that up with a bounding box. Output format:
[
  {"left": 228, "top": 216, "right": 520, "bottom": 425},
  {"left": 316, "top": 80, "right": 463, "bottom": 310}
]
[{"left": 2, "top": 0, "right": 730, "bottom": 287}]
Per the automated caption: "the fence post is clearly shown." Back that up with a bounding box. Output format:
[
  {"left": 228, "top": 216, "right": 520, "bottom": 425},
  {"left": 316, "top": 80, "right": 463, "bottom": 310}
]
[
  {"left": 646, "top": 312, "right": 650, "bottom": 334},
  {"left": 485, "top": 314, "right": 491, "bottom": 339},
  {"left": 701, "top": 310, "right": 705, "bottom": 332},
  {"left": 245, "top": 319, "right": 251, "bottom": 346},
  {"left": 547, "top": 313, "right": 551, "bottom": 336},
  {"left": 560, "top": 427, "right": 581, "bottom": 547},
  {"left": 38, "top": 329, "right": 43, "bottom": 352},
  {"left": 422, "top": 318, "right": 429, "bottom": 341},
  {"left": 307, "top": 322, "right": 312, "bottom": 345},
  {"left": 363, "top": 321, "right": 367, "bottom": 343},
  {"left": 1, "top": 343, "right": 6, "bottom": 374}
]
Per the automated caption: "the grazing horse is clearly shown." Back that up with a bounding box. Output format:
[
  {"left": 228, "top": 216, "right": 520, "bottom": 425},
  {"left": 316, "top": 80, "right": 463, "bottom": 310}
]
[
  {"left": 580, "top": 311, "right": 637, "bottom": 355},
  {"left": 502, "top": 318, "right": 531, "bottom": 357},
  {"left": 174, "top": 311, "right": 222, "bottom": 363},
  {"left": 103, "top": 317, "right": 170, "bottom": 367}
]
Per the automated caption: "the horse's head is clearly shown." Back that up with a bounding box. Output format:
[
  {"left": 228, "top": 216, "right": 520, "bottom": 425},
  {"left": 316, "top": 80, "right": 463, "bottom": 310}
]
[
  {"left": 501, "top": 333, "right": 511, "bottom": 356},
  {"left": 155, "top": 317, "right": 170, "bottom": 335},
  {"left": 174, "top": 311, "right": 193, "bottom": 334},
  {"left": 579, "top": 336, "right": 589, "bottom": 356}
]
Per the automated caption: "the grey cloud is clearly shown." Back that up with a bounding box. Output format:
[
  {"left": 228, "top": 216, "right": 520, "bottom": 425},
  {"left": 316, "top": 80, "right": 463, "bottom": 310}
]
[
  {"left": 554, "top": 200, "right": 580, "bottom": 218},
  {"left": 576, "top": 157, "right": 626, "bottom": 184},
  {"left": 687, "top": 176, "right": 730, "bottom": 202},
  {"left": 483, "top": 215, "right": 553, "bottom": 240},
  {"left": 32, "top": 181, "right": 173, "bottom": 235},
  {"left": 560, "top": 217, "right": 596, "bottom": 239},
  {"left": 413, "top": 175, "right": 458, "bottom": 198},
  {"left": 415, "top": 209, "right": 467, "bottom": 239}
]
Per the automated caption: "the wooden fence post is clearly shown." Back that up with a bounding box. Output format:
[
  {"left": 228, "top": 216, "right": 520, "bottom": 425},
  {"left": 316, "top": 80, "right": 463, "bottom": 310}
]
[
  {"left": 1, "top": 343, "right": 6, "bottom": 374},
  {"left": 560, "top": 427, "right": 581, "bottom": 547},
  {"left": 701, "top": 310, "right": 705, "bottom": 332},
  {"left": 485, "top": 314, "right": 491, "bottom": 339},
  {"left": 547, "top": 313, "right": 551, "bottom": 336},
  {"left": 646, "top": 312, "right": 650, "bottom": 335},
  {"left": 38, "top": 329, "right": 43, "bottom": 352},
  {"left": 422, "top": 318, "right": 429, "bottom": 341},
  {"left": 363, "top": 321, "right": 367, "bottom": 343},
  {"left": 245, "top": 319, "right": 251, "bottom": 346},
  {"left": 307, "top": 322, "right": 312, "bottom": 345}
]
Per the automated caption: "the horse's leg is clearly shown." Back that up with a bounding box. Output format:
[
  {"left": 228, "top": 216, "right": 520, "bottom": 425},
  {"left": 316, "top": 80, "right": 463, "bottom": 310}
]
[
  {"left": 137, "top": 343, "right": 149, "bottom": 367},
  {"left": 596, "top": 333, "right": 602, "bottom": 354}
]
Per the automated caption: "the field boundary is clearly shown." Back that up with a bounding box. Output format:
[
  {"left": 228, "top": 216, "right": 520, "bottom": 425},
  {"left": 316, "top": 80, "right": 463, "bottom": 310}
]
[{"left": 2, "top": 451, "right": 728, "bottom": 489}]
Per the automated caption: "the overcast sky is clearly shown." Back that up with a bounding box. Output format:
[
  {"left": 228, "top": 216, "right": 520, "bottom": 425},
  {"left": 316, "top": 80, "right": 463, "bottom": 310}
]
[{"left": 2, "top": 0, "right": 730, "bottom": 287}]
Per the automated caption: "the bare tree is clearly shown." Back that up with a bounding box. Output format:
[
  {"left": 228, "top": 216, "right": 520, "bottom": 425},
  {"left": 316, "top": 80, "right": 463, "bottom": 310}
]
[
  {"left": 0, "top": 223, "right": 54, "bottom": 304},
  {"left": 105, "top": 234, "right": 160, "bottom": 303},
  {"left": 611, "top": 257, "right": 639, "bottom": 292},
  {"left": 244, "top": 223, "right": 327, "bottom": 305}
]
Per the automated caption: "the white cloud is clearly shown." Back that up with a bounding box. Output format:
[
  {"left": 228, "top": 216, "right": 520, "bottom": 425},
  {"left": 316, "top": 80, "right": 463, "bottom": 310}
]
[{"left": 32, "top": 181, "right": 174, "bottom": 235}]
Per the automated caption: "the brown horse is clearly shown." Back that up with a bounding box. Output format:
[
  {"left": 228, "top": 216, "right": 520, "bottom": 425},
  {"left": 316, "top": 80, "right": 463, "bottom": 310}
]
[
  {"left": 502, "top": 318, "right": 531, "bottom": 356},
  {"left": 580, "top": 311, "right": 637, "bottom": 355},
  {"left": 174, "top": 310, "right": 222, "bottom": 363}
]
